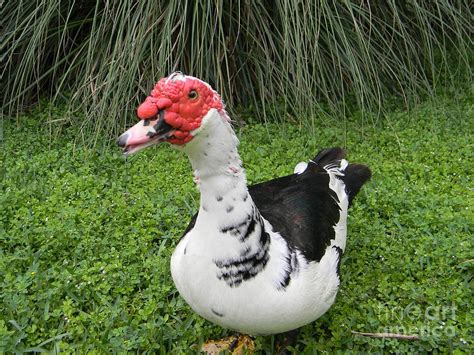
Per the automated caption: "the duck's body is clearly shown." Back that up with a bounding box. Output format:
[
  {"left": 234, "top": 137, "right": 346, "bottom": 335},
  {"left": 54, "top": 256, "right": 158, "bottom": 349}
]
[
  {"left": 172, "top": 231, "right": 340, "bottom": 335},
  {"left": 118, "top": 72, "right": 371, "bottom": 337}
]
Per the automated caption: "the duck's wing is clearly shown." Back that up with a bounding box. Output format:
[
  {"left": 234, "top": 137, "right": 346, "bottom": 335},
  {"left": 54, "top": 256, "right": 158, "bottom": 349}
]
[
  {"left": 249, "top": 148, "right": 371, "bottom": 262},
  {"left": 180, "top": 213, "right": 198, "bottom": 240},
  {"left": 249, "top": 164, "right": 341, "bottom": 262}
]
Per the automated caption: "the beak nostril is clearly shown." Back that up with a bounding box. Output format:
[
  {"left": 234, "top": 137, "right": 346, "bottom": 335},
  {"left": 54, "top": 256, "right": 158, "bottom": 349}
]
[{"left": 117, "top": 132, "right": 130, "bottom": 148}]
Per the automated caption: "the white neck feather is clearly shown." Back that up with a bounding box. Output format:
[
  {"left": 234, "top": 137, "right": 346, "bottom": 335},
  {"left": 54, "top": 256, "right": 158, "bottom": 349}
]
[
  {"left": 172, "top": 109, "right": 293, "bottom": 292},
  {"left": 177, "top": 109, "right": 255, "bottom": 240}
]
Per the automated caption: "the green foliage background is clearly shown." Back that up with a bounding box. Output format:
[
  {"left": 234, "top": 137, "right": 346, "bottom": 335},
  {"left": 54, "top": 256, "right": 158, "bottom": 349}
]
[
  {"left": 1, "top": 0, "right": 472, "bottom": 352},
  {"left": 1, "top": 85, "right": 472, "bottom": 352},
  {"left": 2, "top": 0, "right": 471, "bottom": 140}
]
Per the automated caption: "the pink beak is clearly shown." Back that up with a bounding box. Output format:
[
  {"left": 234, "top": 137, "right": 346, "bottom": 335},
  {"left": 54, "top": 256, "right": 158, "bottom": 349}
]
[{"left": 117, "top": 110, "right": 174, "bottom": 155}]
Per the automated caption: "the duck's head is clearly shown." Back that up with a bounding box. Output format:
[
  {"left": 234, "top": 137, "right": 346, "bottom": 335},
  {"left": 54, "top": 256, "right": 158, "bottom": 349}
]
[{"left": 118, "top": 72, "right": 224, "bottom": 155}]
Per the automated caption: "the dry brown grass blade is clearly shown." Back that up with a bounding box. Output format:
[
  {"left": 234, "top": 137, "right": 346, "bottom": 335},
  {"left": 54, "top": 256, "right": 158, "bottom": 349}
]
[{"left": 351, "top": 330, "right": 420, "bottom": 340}]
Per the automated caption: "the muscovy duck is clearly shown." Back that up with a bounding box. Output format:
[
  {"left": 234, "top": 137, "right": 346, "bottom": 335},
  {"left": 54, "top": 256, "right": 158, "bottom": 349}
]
[{"left": 118, "top": 72, "right": 371, "bottom": 349}]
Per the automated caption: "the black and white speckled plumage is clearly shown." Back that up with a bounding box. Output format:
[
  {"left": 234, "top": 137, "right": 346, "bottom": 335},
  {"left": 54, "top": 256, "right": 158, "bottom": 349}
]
[
  {"left": 120, "top": 74, "right": 371, "bottom": 336},
  {"left": 169, "top": 108, "right": 370, "bottom": 335}
]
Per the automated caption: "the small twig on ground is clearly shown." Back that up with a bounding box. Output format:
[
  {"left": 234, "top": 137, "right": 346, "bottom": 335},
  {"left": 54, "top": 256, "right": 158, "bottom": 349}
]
[{"left": 351, "top": 331, "right": 420, "bottom": 340}]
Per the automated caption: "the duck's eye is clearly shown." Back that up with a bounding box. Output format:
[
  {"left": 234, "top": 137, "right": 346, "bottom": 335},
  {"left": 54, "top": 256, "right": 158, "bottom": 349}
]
[{"left": 188, "top": 90, "right": 198, "bottom": 100}]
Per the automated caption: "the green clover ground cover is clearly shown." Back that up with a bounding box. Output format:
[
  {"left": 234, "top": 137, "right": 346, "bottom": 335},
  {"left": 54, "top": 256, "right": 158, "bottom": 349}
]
[{"left": 0, "top": 90, "right": 472, "bottom": 353}]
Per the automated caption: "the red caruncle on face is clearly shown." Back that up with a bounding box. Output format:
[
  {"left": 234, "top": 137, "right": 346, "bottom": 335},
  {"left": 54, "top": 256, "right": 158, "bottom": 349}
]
[{"left": 136, "top": 75, "right": 223, "bottom": 145}]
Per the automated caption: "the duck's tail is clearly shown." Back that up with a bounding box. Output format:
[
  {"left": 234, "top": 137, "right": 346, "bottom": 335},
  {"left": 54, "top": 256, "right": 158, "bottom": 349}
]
[{"left": 312, "top": 147, "right": 372, "bottom": 206}]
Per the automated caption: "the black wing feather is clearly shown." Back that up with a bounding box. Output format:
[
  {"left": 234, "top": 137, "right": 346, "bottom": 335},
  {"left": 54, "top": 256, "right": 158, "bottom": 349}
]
[
  {"left": 250, "top": 148, "right": 370, "bottom": 262},
  {"left": 179, "top": 213, "right": 197, "bottom": 241},
  {"left": 249, "top": 160, "right": 340, "bottom": 262}
]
